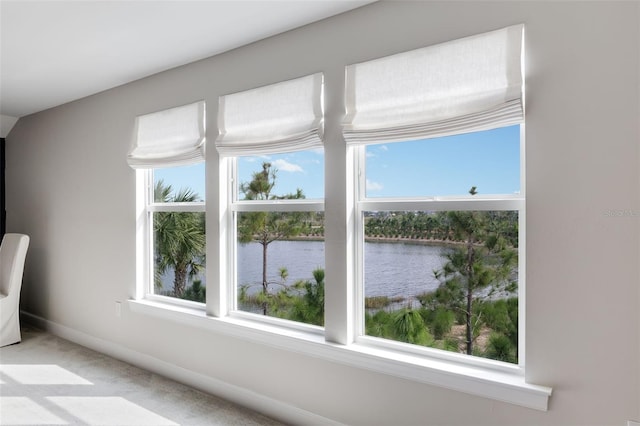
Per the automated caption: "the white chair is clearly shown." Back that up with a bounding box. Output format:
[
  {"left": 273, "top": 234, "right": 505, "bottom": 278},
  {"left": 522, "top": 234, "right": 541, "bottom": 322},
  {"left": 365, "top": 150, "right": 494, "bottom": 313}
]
[{"left": 0, "top": 233, "right": 30, "bottom": 347}]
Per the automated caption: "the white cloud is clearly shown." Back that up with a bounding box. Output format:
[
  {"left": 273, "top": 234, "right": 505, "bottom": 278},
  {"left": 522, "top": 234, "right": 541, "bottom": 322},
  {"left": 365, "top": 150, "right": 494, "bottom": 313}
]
[
  {"left": 272, "top": 159, "right": 303, "bottom": 173},
  {"left": 367, "top": 145, "right": 387, "bottom": 158},
  {"left": 366, "top": 179, "right": 383, "bottom": 191}
]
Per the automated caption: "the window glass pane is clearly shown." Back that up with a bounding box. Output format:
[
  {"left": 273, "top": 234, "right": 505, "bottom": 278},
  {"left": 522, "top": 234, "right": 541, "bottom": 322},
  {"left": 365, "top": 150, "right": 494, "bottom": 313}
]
[
  {"left": 365, "top": 126, "right": 520, "bottom": 198},
  {"left": 153, "top": 211, "right": 206, "bottom": 303},
  {"left": 237, "top": 149, "right": 324, "bottom": 200},
  {"left": 237, "top": 212, "right": 325, "bottom": 326},
  {"left": 153, "top": 163, "right": 205, "bottom": 202},
  {"left": 363, "top": 210, "right": 518, "bottom": 364},
  {"left": 234, "top": 154, "right": 325, "bottom": 326}
]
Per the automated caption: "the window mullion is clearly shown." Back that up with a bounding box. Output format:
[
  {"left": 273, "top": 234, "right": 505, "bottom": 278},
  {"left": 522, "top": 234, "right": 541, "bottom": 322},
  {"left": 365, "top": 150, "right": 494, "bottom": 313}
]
[
  {"left": 135, "top": 169, "right": 151, "bottom": 300},
  {"left": 517, "top": 204, "right": 526, "bottom": 367},
  {"left": 230, "top": 200, "right": 324, "bottom": 212},
  {"left": 518, "top": 123, "right": 526, "bottom": 367},
  {"left": 207, "top": 153, "right": 229, "bottom": 318},
  {"left": 323, "top": 94, "right": 355, "bottom": 344},
  {"left": 354, "top": 146, "right": 366, "bottom": 338},
  {"left": 148, "top": 202, "right": 205, "bottom": 213}
]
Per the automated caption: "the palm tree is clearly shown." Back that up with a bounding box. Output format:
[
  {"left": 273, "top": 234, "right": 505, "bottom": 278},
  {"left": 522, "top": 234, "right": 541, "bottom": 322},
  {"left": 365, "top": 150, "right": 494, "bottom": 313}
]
[{"left": 154, "top": 180, "right": 205, "bottom": 298}]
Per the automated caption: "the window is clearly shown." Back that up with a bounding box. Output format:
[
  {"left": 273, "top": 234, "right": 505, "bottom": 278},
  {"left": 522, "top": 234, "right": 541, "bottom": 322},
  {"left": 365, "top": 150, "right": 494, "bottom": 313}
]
[
  {"left": 344, "top": 25, "right": 525, "bottom": 364},
  {"left": 231, "top": 150, "right": 324, "bottom": 326},
  {"left": 150, "top": 164, "right": 206, "bottom": 302},
  {"left": 216, "top": 74, "right": 325, "bottom": 328},
  {"left": 130, "top": 26, "right": 551, "bottom": 410},
  {"left": 356, "top": 127, "right": 523, "bottom": 363},
  {"left": 129, "top": 101, "right": 206, "bottom": 304}
]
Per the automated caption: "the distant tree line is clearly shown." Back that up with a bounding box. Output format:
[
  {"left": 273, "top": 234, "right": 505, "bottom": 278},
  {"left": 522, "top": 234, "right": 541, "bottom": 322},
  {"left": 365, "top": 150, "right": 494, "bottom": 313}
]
[{"left": 364, "top": 210, "right": 518, "bottom": 248}]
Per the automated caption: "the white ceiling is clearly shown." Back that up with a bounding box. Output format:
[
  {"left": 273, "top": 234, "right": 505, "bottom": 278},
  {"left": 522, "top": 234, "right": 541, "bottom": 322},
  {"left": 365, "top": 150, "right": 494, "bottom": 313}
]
[{"left": 0, "top": 0, "right": 374, "bottom": 119}]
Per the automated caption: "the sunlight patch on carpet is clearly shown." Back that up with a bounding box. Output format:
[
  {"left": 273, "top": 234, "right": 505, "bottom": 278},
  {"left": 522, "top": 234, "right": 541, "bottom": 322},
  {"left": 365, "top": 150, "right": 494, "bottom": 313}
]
[
  {"left": 47, "top": 397, "right": 178, "bottom": 426},
  {"left": 0, "top": 365, "right": 93, "bottom": 385},
  {"left": 0, "top": 397, "right": 67, "bottom": 425}
]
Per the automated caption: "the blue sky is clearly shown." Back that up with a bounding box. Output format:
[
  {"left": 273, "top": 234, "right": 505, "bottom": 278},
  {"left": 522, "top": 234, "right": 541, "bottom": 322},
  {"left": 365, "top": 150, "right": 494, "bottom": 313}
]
[
  {"left": 154, "top": 125, "right": 520, "bottom": 201},
  {"left": 366, "top": 125, "right": 521, "bottom": 197},
  {"left": 154, "top": 163, "right": 207, "bottom": 202}
]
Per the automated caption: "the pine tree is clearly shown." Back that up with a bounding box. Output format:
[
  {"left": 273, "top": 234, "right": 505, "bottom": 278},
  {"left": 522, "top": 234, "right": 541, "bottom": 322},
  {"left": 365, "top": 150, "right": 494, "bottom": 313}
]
[
  {"left": 237, "top": 162, "right": 306, "bottom": 315},
  {"left": 422, "top": 188, "right": 517, "bottom": 355}
]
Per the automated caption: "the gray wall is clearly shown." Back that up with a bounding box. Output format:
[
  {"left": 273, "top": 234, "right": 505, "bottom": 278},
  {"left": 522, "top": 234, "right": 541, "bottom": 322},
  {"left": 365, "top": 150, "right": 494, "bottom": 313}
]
[{"left": 6, "top": 2, "right": 640, "bottom": 425}]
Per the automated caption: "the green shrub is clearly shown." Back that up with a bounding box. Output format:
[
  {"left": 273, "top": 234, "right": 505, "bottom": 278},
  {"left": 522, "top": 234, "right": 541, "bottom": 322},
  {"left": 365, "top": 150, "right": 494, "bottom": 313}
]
[
  {"left": 430, "top": 308, "right": 455, "bottom": 339},
  {"left": 485, "top": 333, "right": 516, "bottom": 363}
]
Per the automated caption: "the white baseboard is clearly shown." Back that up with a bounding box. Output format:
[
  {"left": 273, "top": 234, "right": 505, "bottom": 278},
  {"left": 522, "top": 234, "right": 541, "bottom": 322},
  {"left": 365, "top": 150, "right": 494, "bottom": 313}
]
[{"left": 21, "top": 311, "right": 343, "bottom": 426}]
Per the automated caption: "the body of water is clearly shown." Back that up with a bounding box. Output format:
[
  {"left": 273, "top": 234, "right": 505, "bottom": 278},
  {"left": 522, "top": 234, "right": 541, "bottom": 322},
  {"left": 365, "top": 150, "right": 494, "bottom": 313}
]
[
  {"left": 363, "top": 240, "right": 450, "bottom": 300},
  {"left": 161, "top": 240, "right": 451, "bottom": 302}
]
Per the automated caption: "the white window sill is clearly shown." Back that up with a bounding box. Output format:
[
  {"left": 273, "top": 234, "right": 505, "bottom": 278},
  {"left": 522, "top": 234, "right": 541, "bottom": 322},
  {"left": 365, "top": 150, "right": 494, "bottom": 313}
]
[{"left": 128, "top": 299, "right": 551, "bottom": 411}]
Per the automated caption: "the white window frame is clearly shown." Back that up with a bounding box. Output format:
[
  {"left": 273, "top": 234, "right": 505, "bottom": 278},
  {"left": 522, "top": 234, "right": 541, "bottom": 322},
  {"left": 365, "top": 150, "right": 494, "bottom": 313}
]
[
  {"left": 352, "top": 125, "right": 526, "bottom": 370},
  {"left": 224, "top": 153, "right": 325, "bottom": 331},
  {"left": 132, "top": 125, "right": 550, "bottom": 410},
  {"left": 135, "top": 168, "right": 206, "bottom": 308}
]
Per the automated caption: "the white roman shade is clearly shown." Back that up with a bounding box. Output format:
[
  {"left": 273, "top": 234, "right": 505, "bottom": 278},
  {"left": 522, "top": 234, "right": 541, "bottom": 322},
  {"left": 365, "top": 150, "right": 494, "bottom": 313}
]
[
  {"left": 215, "top": 73, "right": 323, "bottom": 156},
  {"left": 128, "top": 101, "right": 206, "bottom": 168},
  {"left": 343, "top": 24, "right": 524, "bottom": 145}
]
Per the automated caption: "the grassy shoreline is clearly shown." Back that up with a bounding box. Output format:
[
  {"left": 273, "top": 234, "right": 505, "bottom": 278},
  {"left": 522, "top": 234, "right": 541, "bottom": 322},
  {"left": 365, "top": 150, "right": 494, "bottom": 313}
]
[{"left": 289, "top": 234, "right": 467, "bottom": 247}]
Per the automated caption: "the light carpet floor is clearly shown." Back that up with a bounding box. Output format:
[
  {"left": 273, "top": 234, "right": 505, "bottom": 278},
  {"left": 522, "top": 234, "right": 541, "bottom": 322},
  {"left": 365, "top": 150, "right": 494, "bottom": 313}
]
[{"left": 0, "top": 325, "right": 284, "bottom": 426}]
